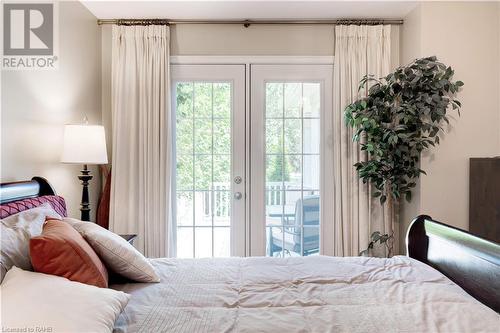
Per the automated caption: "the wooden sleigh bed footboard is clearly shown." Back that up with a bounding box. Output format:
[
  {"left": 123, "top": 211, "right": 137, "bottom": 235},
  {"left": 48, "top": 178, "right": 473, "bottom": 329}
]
[{"left": 406, "top": 215, "right": 500, "bottom": 313}]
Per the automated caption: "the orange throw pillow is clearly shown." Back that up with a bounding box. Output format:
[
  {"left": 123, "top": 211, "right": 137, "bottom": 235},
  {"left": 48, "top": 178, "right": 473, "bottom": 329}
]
[{"left": 30, "top": 219, "right": 108, "bottom": 288}]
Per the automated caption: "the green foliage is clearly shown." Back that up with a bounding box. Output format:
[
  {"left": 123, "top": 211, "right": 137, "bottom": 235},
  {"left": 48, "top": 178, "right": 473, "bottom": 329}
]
[
  {"left": 359, "top": 231, "right": 394, "bottom": 257},
  {"left": 267, "top": 137, "right": 291, "bottom": 182},
  {"left": 344, "top": 56, "right": 463, "bottom": 204},
  {"left": 175, "top": 82, "right": 231, "bottom": 191},
  {"left": 265, "top": 83, "right": 303, "bottom": 183},
  {"left": 175, "top": 81, "right": 315, "bottom": 191}
]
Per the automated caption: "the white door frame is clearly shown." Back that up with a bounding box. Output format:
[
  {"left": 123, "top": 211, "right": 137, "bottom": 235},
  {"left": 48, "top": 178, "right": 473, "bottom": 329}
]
[
  {"left": 171, "top": 64, "right": 246, "bottom": 257},
  {"left": 250, "top": 64, "right": 334, "bottom": 256},
  {"left": 171, "top": 57, "right": 334, "bottom": 257}
]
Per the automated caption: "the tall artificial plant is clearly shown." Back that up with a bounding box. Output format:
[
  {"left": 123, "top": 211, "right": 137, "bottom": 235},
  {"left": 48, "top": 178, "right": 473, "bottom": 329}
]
[{"left": 345, "top": 56, "right": 463, "bottom": 256}]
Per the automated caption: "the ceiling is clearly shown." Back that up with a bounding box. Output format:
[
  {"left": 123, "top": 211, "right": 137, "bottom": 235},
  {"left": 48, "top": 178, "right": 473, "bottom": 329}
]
[{"left": 80, "top": 1, "right": 419, "bottom": 20}]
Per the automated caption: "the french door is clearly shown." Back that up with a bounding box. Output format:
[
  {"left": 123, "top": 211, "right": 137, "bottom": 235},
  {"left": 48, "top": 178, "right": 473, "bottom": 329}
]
[
  {"left": 250, "top": 65, "right": 333, "bottom": 257},
  {"left": 172, "top": 65, "right": 246, "bottom": 257},
  {"left": 172, "top": 63, "right": 333, "bottom": 258}
]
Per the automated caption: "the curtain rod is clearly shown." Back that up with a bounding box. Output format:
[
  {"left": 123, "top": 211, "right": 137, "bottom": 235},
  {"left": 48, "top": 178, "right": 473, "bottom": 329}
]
[{"left": 97, "top": 18, "right": 403, "bottom": 27}]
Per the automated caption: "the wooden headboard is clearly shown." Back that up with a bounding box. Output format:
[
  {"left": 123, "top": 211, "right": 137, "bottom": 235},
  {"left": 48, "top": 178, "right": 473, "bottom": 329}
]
[
  {"left": 0, "top": 177, "right": 67, "bottom": 219},
  {"left": 407, "top": 215, "right": 500, "bottom": 313},
  {"left": 0, "top": 177, "right": 56, "bottom": 204}
]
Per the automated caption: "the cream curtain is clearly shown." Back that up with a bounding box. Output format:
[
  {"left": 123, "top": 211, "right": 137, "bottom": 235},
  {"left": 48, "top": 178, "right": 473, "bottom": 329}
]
[
  {"left": 332, "top": 25, "right": 397, "bottom": 256},
  {"left": 110, "top": 25, "right": 172, "bottom": 257}
]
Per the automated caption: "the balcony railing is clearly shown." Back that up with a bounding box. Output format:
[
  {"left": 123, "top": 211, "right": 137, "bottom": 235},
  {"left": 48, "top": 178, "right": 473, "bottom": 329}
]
[{"left": 204, "top": 182, "right": 313, "bottom": 218}]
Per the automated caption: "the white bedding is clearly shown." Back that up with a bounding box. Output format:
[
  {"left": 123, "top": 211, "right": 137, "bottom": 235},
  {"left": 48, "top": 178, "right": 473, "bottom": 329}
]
[{"left": 111, "top": 255, "right": 499, "bottom": 332}]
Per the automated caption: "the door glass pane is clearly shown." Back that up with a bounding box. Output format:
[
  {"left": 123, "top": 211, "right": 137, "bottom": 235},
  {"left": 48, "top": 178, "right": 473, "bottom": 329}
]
[
  {"left": 303, "top": 119, "right": 320, "bottom": 154},
  {"left": 195, "top": 227, "right": 212, "bottom": 258},
  {"left": 176, "top": 154, "right": 193, "bottom": 190},
  {"left": 284, "top": 83, "right": 302, "bottom": 117},
  {"left": 214, "top": 227, "right": 231, "bottom": 257},
  {"left": 176, "top": 192, "right": 193, "bottom": 226},
  {"left": 284, "top": 119, "right": 301, "bottom": 154},
  {"left": 213, "top": 119, "right": 231, "bottom": 154},
  {"left": 285, "top": 155, "right": 301, "bottom": 190},
  {"left": 177, "top": 227, "right": 193, "bottom": 258},
  {"left": 266, "top": 83, "right": 283, "bottom": 118},
  {"left": 194, "top": 119, "right": 212, "bottom": 154},
  {"left": 175, "top": 81, "right": 232, "bottom": 258},
  {"left": 194, "top": 191, "right": 211, "bottom": 226},
  {"left": 194, "top": 155, "right": 211, "bottom": 190},
  {"left": 265, "top": 119, "right": 283, "bottom": 154},
  {"left": 303, "top": 155, "right": 320, "bottom": 190},
  {"left": 303, "top": 83, "right": 321, "bottom": 117},
  {"left": 265, "top": 82, "right": 321, "bottom": 257}
]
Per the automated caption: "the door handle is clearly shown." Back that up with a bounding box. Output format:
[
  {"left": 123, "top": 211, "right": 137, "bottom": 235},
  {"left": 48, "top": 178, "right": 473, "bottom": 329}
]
[{"left": 234, "top": 192, "right": 243, "bottom": 200}]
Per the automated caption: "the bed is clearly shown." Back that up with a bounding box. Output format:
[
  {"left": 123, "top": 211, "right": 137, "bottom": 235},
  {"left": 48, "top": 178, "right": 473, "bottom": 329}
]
[{"left": 1, "top": 177, "right": 499, "bottom": 332}]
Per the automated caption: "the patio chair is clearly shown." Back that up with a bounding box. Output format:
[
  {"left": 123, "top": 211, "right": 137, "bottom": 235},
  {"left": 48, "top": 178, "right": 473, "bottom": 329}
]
[{"left": 268, "top": 195, "right": 319, "bottom": 256}]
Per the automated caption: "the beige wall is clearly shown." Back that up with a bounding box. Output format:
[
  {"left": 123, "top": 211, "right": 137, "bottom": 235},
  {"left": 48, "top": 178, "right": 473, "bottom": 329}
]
[
  {"left": 1, "top": 1, "right": 102, "bottom": 220},
  {"left": 399, "top": 4, "right": 423, "bottom": 251},
  {"left": 400, "top": 1, "right": 500, "bottom": 248},
  {"left": 171, "top": 24, "right": 335, "bottom": 56}
]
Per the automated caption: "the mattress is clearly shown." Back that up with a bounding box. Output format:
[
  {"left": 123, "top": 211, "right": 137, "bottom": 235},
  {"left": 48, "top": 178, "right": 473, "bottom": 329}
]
[{"left": 111, "top": 255, "right": 499, "bottom": 332}]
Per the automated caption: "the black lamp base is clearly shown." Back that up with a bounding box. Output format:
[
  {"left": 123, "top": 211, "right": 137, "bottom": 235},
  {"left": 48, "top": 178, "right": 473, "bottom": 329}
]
[{"left": 78, "top": 164, "right": 93, "bottom": 221}]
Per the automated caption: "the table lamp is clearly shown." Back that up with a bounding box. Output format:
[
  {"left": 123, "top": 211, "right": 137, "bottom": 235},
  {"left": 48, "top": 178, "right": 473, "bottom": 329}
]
[{"left": 61, "top": 122, "right": 108, "bottom": 221}]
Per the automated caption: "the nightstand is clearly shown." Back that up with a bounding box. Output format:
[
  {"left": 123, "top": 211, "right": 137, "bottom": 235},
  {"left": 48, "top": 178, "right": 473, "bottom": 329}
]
[{"left": 119, "top": 234, "right": 137, "bottom": 245}]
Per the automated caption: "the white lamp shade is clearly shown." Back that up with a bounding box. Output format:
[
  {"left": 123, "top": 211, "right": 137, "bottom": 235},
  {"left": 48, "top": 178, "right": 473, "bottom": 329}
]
[{"left": 61, "top": 125, "right": 108, "bottom": 164}]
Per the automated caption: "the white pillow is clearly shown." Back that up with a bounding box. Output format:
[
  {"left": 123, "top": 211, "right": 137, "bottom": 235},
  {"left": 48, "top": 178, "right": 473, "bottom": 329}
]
[
  {"left": 0, "top": 203, "right": 61, "bottom": 282},
  {"left": 1, "top": 266, "right": 130, "bottom": 333},
  {"left": 64, "top": 218, "right": 160, "bottom": 283}
]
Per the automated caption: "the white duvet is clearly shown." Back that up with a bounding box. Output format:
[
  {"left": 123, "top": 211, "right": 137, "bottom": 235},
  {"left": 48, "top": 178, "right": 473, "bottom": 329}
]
[{"left": 112, "top": 255, "right": 499, "bottom": 332}]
